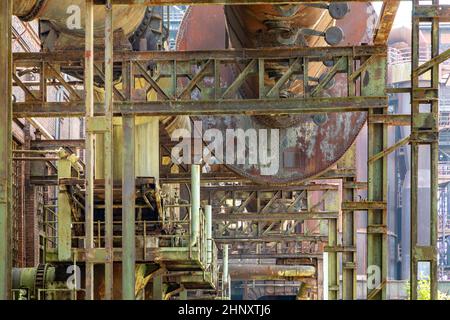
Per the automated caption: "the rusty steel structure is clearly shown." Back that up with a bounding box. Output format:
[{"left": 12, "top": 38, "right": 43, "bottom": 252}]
[{"left": 0, "top": 0, "right": 448, "bottom": 301}]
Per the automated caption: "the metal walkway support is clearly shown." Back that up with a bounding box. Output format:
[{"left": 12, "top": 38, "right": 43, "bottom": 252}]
[{"left": 0, "top": 0, "right": 12, "bottom": 301}]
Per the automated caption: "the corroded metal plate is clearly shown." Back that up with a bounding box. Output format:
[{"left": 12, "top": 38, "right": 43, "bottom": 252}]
[{"left": 176, "top": 4, "right": 377, "bottom": 185}]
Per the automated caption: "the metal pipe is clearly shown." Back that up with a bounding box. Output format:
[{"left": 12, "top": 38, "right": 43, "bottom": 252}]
[
  {"left": 103, "top": 0, "right": 114, "bottom": 301},
  {"left": 228, "top": 264, "right": 316, "bottom": 281},
  {"left": 84, "top": 0, "right": 95, "bottom": 301},
  {"left": 205, "top": 204, "right": 212, "bottom": 265},
  {"left": 122, "top": 115, "right": 136, "bottom": 300},
  {"left": 0, "top": 0, "right": 12, "bottom": 301},
  {"left": 190, "top": 164, "right": 200, "bottom": 247},
  {"left": 222, "top": 244, "right": 229, "bottom": 298}
]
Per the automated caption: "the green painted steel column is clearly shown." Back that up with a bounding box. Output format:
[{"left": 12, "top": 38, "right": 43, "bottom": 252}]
[
  {"left": 190, "top": 165, "right": 200, "bottom": 247},
  {"left": 222, "top": 244, "right": 229, "bottom": 298},
  {"left": 179, "top": 288, "right": 188, "bottom": 300},
  {"left": 0, "top": 0, "right": 12, "bottom": 301},
  {"left": 84, "top": 0, "right": 95, "bottom": 301},
  {"left": 205, "top": 205, "right": 212, "bottom": 265},
  {"left": 153, "top": 274, "right": 165, "bottom": 300},
  {"left": 122, "top": 115, "right": 136, "bottom": 300},
  {"left": 365, "top": 54, "right": 388, "bottom": 300},
  {"left": 57, "top": 157, "right": 73, "bottom": 261},
  {"left": 104, "top": 0, "right": 114, "bottom": 300},
  {"left": 342, "top": 177, "right": 357, "bottom": 300},
  {"left": 324, "top": 190, "right": 339, "bottom": 299}
]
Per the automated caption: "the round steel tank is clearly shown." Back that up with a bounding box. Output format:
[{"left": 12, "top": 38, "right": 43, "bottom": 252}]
[{"left": 176, "top": 4, "right": 378, "bottom": 185}]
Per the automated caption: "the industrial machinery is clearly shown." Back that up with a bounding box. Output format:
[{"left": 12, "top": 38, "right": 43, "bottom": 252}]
[
  {"left": 4, "top": 0, "right": 442, "bottom": 302},
  {"left": 9, "top": 0, "right": 375, "bottom": 300}
]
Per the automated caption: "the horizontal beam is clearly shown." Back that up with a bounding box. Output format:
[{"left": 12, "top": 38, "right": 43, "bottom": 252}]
[
  {"left": 227, "top": 253, "right": 322, "bottom": 260},
  {"left": 202, "top": 184, "right": 338, "bottom": 192},
  {"left": 414, "top": 5, "right": 450, "bottom": 22},
  {"left": 368, "top": 114, "right": 411, "bottom": 126},
  {"left": 214, "top": 235, "right": 327, "bottom": 243},
  {"left": 213, "top": 212, "right": 338, "bottom": 222},
  {"left": 14, "top": 97, "right": 387, "bottom": 117},
  {"left": 31, "top": 139, "right": 85, "bottom": 149},
  {"left": 13, "top": 46, "right": 386, "bottom": 63},
  {"left": 96, "top": 0, "right": 378, "bottom": 6},
  {"left": 341, "top": 201, "right": 387, "bottom": 211}
]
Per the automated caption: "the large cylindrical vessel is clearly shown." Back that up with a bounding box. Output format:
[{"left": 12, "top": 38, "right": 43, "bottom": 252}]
[{"left": 176, "top": 4, "right": 378, "bottom": 185}]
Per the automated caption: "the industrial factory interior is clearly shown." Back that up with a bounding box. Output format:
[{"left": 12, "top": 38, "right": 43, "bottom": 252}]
[{"left": 1, "top": 0, "right": 450, "bottom": 303}]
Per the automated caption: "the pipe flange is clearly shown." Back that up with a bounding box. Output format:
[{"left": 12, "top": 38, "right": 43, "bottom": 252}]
[
  {"left": 18, "top": 0, "right": 48, "bottom": 22},
  {"left": 329, "top": 3, "right": 350, "bottom": 20}
]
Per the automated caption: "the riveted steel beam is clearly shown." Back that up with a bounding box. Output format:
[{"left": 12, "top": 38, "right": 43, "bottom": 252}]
[{"left": 13, "top": 97, "right": 387, "bottom": 118}]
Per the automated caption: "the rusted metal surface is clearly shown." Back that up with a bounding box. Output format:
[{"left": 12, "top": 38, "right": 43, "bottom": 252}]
[
  {"left": 228, "top": 264, "right": 315, "bottom": 280},
  {"left": 176, "top": 4, "right": 378, "bottom": 185},
  {"left": 13, "top": 0, "right": 145, "bottom": 38},
  {"left": 373, "top": 1, "right": 400, "bottom": 45}
]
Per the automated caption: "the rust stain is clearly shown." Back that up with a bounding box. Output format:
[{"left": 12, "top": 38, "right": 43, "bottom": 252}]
[{"left": 176, "top": 4, "right": 377, "bottom": 185}]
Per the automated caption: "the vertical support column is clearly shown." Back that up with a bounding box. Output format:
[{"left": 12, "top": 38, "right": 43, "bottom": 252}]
[
  {"left": 84, "top": 0, "right": 95, "bottom": 301},
  {"left": 205, "top": 205, "right": 212, "bottom": 265},
  {"left": 342, "top": 177, "right": 357, "bottom": 300},
  {"left": 429, "top": 6, "right": 439, "bottom": 299},
  {"left": 411, "top": 0, "right": 439, "bottom": 300},
  {"left": 104, "top": 0, "right": 114, "bottom": 300},
  {"left": 179, "top": 288, "right": 188, "bottom": 301},
  {"left": 324, "top": 190, "right": 339, "bottom": 299},
  {"left": 153, "top": 274, "right": 165, "bottom": 300},
  {"left": 222, "top": 244, "right": 229, "bottom": 299},
  {"left": 122, "top": 115, "right": 136, "bottom": 300},
  {"left": 190, "top": 165, "right": 200, "bottom": 247},
  {"left": 365, "top": 54, "right": 388, "bottom": 300},
  {"left": 0, "top": 0, "right": 12, "bottom": 300},
  {"left": 339, "top": 146, "right": 357, "bottom": 299},
  {"left": 57, "top": 157, "right": 73, "bottom": 261},
  {"left": 343, "top": 56, "right": 357, "bottom": 300}
]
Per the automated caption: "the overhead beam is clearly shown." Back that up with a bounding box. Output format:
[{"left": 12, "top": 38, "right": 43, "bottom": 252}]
[
  {"left": 96, "top": 0, "right": 381, "bottom": 5},
  {"left": 14, "top": 96, "right": 387, "bottom": 118},
  {"left": 214, "top": 235, "right": 327, "bottom": 243},
  {"left": 13, "top": 46, "right": 386, "bottom": 63},
  {"left": 213, "top": 212, "right": 338, "bottom": 222},
  {"left": 31, "top": 139, "right": 85, "bottom": 149}
]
